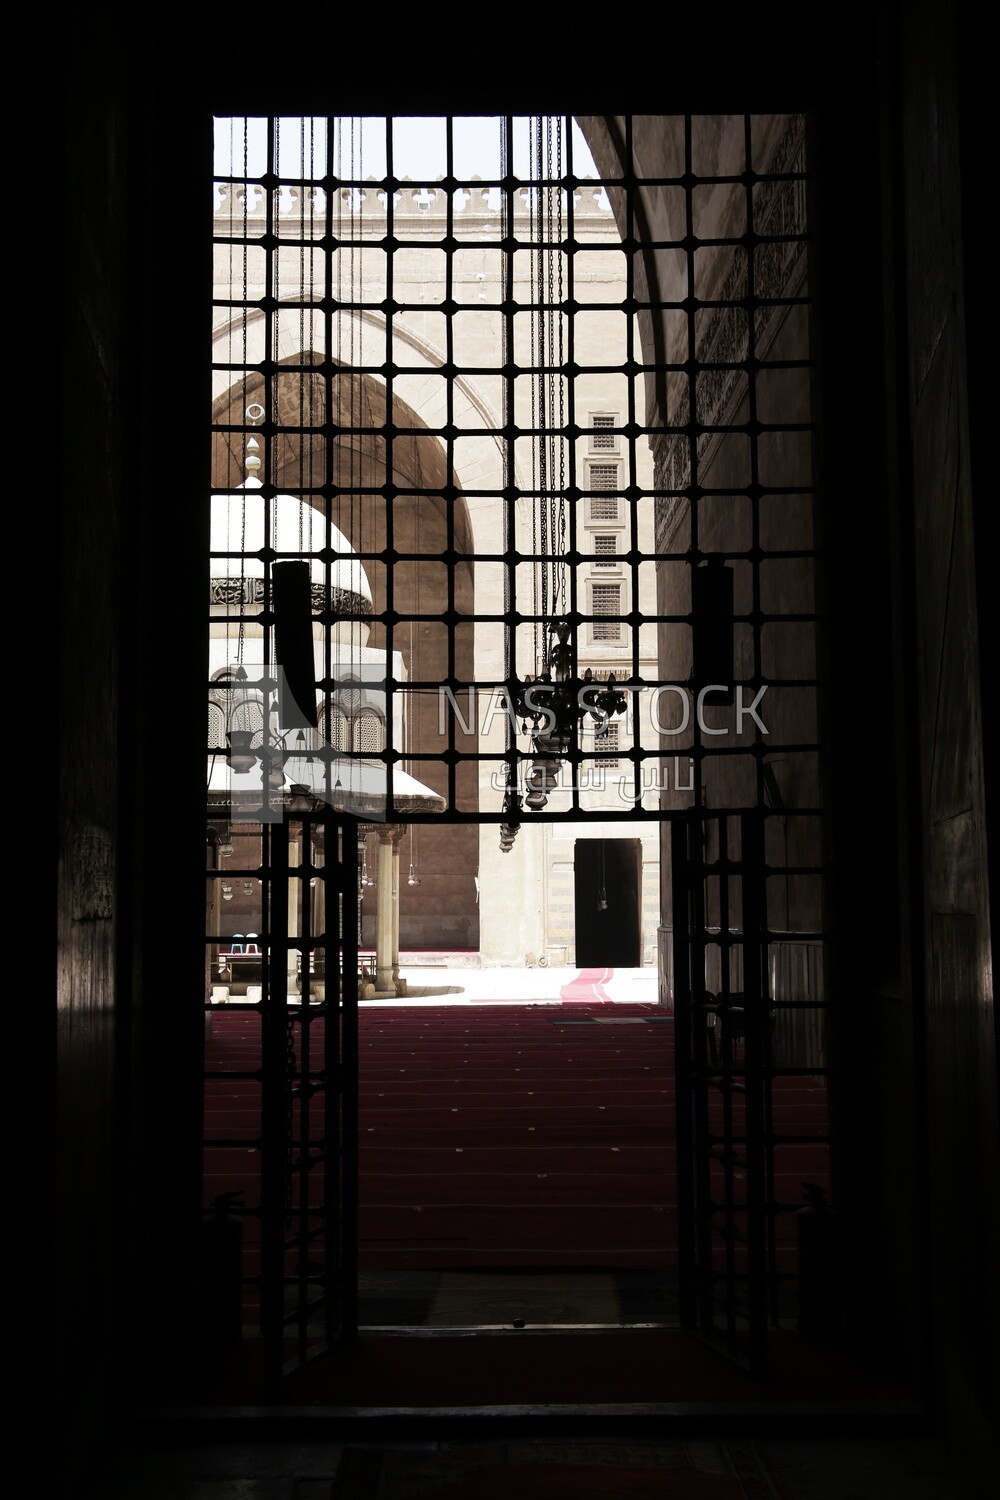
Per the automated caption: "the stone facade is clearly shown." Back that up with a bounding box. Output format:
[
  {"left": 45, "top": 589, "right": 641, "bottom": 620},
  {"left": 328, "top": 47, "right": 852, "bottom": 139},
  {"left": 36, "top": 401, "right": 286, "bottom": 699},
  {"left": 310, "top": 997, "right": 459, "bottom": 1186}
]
[{"left": 211, "top": 170, "right": 660, "bottom": 965}]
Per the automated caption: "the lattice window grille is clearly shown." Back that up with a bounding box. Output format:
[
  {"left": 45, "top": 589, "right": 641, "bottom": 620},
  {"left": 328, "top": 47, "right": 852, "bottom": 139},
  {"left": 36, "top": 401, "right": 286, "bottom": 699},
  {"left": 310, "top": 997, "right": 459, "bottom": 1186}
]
[
  {"left": 595, "top": 720, "right": 620, "bottom": 766},
  {"left": 230, "top": 696, "right": 265, "bottom": 747},
  {"left": 322, "top": 706, "right": 349, "bottom": 754},
  {"left": 208, "top": 700, "right": 227, "bottom": 750},
  {"left": 594, "top": 535, "right": 618, "bottom": 567},
  {"left": 591, "top": 414, "right": 617, "bottom": 451},
  {"left": 353, "top": 710, "right": 386, "bottom": 755},
  {"left": 589, "top": 463, "right": 620, "bottom": 522},
  {"left": 592, "top": 583, "right": 622, "bottom": 641}
]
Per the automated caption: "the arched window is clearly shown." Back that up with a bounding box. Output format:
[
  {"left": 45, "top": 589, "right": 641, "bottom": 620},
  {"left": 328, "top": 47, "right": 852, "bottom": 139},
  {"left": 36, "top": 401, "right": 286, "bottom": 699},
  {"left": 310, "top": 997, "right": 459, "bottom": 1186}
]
[
  {"left": 228, "top": 696, "right": 265, "bottom": 748},
  {"left": 207, "top": 699, "right": 227, "bottom": 751},
  {"left": 353, "top": 708, "right": 385, "bottom": 755},
  {"left": 209, "top": 666, "right": 265, "bottom": 749},
  {"left": 318, "top": 682, "right": 385, "bottom": 756},
  {"left": 336, "top": 676, "right": 363, "bottom": 716},
  {"left": 321, "top": 704, "right": 350, "bottom": 754}
]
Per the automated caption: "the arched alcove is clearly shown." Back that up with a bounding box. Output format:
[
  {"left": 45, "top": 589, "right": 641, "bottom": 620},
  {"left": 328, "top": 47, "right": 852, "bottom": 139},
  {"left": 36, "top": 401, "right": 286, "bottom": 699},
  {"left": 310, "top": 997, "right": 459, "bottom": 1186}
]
[{"left": 211, "top": 359, "right": 480, "bottom": 948}]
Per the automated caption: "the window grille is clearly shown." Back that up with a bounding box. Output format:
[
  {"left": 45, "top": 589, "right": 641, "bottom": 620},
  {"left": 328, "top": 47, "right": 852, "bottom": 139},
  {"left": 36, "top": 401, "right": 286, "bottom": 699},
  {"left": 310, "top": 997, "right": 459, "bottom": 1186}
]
[
  {"left": 590, "top": 495, "right": 619, "bottom": 522},
  {"left": 353, "top": 710, "right": 385, "bottom": 755},
  {"left": 595, "top": 720, "right": 620, "bottom": 766},
  {"left": 592, "top": 583, "right": 622, "bottom": 641},
  {"left": 589, "top": 465, "right": 620, "bottom": 522},
  {"left": 591, "top": 414, "right": 617, "bottom": 450},
  {"left": 322, "top": 706, "right": 349, "bottom": 753},
  {"left": 209, "top": 108, "right": 815, "bottom": 823},
  {"left": 337, "top": 679, "right": 363, "bottom": 715},
  {"left": 205, "top": 110, "right": 825, "bottom": 1378},
  {"left": 594, "top": 535, "right": 618, "bottom": 567},
  {"left": 229, "top": 696, "right": 264, "bottom": 746},
  {"left": 208, "top": 700, "right": 226, "bottom": 750}
]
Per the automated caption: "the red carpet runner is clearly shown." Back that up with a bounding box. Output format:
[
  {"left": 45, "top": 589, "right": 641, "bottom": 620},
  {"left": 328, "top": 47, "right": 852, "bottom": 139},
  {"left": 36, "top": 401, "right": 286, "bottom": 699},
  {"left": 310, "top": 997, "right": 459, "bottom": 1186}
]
[
  {"left": 357, "top": 1003, "right": 676, "bottom": 1268},
  {"left": 558, "top": 966, "right": 616, "bottom": 1002},
  {"left": 203, "top": 1000, "right": 830, "bottom": 1314}
]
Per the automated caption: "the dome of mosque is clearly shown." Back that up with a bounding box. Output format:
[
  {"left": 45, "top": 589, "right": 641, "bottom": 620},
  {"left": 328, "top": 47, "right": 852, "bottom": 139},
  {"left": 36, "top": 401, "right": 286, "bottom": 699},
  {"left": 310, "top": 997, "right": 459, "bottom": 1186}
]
[{"left": 210, "top": 478, "right": 373, "bottom": 618}]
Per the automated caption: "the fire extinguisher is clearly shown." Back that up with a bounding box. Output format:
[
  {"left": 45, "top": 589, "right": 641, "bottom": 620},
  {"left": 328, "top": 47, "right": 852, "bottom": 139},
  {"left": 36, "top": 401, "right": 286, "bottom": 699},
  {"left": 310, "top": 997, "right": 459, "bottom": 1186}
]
[
  {"left": 796, "top": 1181, "right": 839, "bottom": 1339},
  {"left": 200, "top": 1189, "right": 244, "bottom": 1350}
]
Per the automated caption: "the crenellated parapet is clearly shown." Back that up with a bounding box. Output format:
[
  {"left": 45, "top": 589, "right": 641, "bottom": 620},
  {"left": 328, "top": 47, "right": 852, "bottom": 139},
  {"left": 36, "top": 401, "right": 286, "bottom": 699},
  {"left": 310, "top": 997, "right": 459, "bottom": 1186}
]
[{"left": 213, "top": 178, "right": 614, "bottom": 230}]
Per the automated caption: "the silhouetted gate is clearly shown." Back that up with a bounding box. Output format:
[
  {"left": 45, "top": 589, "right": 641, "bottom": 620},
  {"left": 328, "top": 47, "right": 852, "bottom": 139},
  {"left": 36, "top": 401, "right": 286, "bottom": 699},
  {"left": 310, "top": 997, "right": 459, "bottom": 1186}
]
[
  {"left": 672, "top": 808, "right": 772, "bottom": 1375},
  {"left": 204, "top": 811, "right": 358, "bottom": 1385}
]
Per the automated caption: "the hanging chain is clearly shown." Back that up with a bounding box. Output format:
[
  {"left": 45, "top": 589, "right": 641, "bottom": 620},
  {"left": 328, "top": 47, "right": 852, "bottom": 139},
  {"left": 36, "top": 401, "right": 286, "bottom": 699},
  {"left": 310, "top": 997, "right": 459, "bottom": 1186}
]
[
  {"left": 529, "top": 119, "right": 540, "bottom": 671},
  {"left": 542, "top": 116, "right": 561, "bottom": 659},
  {"left": 237, "top": 116, "right": 250, "bottom": 670},
  {"left": 273, "top": 118, "right": 296, "bottom": 1233},
  {"left": 546, "top": 115, "right": 557, "bottom": 631},
  {"left": 240, "top": 116, "right": 249, "bottom": 445},
  {"left": 299, "top": 115, "right": 307, "bottom": 551},
  {"left": 501, "top": 116, "right": 516, "bottom": 773},
  {"left": 555, "top": 115, "right": 567, "bottom": 621},
  {"left": 333, "top": 115, "right": 343, "bottom": 756},
  {"left": 300, "top": 115, "right": 318, "bottom": 556},
  {"left": 350, "top": 117, "right": 359, "bottom": 747},
  {"left": 272, "top": 116, "right": 281, "bottom": 559},
  {"left": 238, "top": 420, "right": 247, "bottom": 668},
  {"left": 537, "top": 118, "right": 552, "bottom": 660}
]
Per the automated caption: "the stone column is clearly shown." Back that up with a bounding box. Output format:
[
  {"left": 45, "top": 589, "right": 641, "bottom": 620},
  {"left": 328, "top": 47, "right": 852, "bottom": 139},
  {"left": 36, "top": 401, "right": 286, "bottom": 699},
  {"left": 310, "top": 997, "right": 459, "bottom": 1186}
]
[
  {"left": 288, "top": 822, "right": 301, "bottom": 999},
  {"left": 205, "top": 833, "right": 216, "bottom": 1002},
  {"left": 392, "top": 827, "right": 406, "bottom": 992},
  {"left": 309, "top": 823, "right": 326, "bottom": 1001},
  {"left": 358, "top": 828, "right": 369, "bottom": 963},
  {"left": 374, "top": 824, "right": 402, "bottom": 993},
  {"left": 206, "top": 830, "right": 225, "bottom": 1022}
]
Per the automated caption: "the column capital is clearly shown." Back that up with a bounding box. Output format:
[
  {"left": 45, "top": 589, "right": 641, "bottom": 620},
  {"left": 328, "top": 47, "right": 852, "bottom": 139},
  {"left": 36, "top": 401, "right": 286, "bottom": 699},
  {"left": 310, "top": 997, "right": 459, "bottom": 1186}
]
[{"left": 375, "top": 822, "right": 406, "bottom": 845}]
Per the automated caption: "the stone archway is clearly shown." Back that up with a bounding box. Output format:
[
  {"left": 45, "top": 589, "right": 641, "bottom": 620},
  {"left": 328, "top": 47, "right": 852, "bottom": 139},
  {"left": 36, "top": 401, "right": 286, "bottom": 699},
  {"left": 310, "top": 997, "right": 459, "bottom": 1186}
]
[{"left": 211, "top": 359, "right": 481, "bottom": 950}]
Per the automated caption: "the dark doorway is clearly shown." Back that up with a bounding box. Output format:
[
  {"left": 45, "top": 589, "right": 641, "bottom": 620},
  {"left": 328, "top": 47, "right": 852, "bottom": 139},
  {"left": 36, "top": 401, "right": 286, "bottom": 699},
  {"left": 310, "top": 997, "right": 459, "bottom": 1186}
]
[{"left": 574, "top": 838, "right": 642, "bottom": 965}]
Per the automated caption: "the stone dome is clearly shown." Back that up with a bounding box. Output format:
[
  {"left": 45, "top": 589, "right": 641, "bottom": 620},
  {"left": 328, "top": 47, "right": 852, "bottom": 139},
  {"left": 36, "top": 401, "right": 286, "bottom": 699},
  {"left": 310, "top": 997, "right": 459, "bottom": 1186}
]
[
  {"left": 210, "top": 478, "right": 373, "bottom": 646},
  {"left": 211, "top": 477, "right": 372, "bottom": 601}
]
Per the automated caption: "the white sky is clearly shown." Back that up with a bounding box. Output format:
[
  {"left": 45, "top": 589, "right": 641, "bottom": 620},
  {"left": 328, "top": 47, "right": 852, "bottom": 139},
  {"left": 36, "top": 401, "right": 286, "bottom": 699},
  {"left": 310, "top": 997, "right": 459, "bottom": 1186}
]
[{"left": 214, "top": 116, "right": 600, "bottom": 183}]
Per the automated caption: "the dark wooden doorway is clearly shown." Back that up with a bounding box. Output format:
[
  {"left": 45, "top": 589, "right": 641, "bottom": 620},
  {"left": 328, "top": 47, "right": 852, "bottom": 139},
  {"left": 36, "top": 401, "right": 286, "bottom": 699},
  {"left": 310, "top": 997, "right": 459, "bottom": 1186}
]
[{"left": 573, "top": 838, "right": 642, "bottom": 965}]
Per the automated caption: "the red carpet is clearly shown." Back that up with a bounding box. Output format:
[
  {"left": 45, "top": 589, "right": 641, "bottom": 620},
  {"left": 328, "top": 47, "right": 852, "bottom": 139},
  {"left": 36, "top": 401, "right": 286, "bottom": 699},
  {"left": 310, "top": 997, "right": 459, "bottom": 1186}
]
[
  {"left": 203, "top": 1000, "right": 830, "bottom": 1314},
  {"left": 357, "top": 1003, "right": 676, "bottom": 1269},
  {"left": 559, "top": 967, "right": 616, "bottom": 1002},
  {"left": 197, "top": 1007, "right": 889, "bottom": 1416}
]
